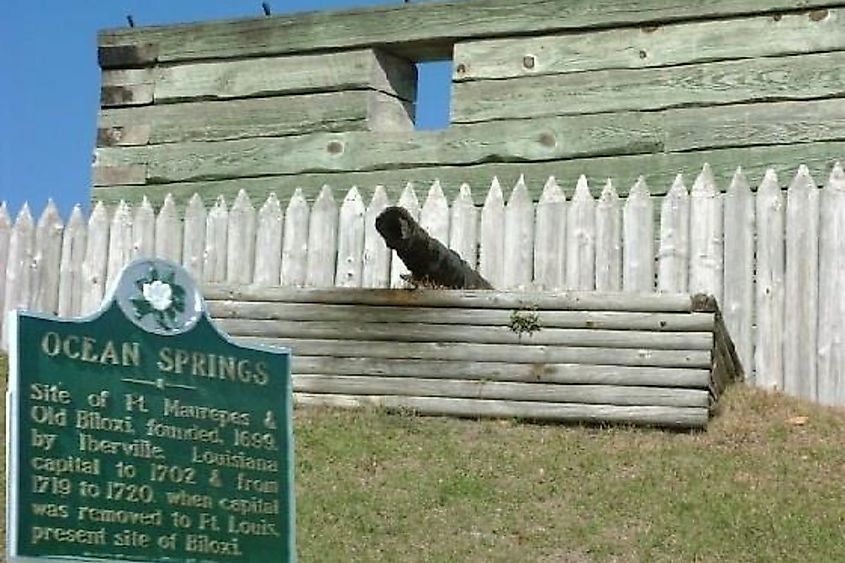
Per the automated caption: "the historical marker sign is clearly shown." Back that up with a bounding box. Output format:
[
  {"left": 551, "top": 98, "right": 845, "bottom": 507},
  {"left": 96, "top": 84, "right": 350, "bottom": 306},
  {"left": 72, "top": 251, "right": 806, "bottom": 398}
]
[{"left": 6, "top": 258, "right": 295, "bottom": 562}]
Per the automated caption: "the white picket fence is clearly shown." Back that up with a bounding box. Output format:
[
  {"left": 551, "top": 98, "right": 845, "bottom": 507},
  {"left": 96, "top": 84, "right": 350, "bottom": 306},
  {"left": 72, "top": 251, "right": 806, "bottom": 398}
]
[{"left": 1, "top": 163, "right": 843, "bottom": 405}]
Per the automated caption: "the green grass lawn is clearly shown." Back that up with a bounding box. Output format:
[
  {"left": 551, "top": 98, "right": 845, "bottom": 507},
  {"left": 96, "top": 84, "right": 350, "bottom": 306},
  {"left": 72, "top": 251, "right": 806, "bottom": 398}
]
[{"left": 3, "top": 353, "right": 845, "bottom": 562}]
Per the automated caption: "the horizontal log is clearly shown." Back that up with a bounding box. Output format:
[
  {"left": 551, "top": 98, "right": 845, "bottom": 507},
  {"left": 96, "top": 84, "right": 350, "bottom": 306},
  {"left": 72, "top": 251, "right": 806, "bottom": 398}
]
[
  {"left": 97, "top": 91, "right": 413, "bottom": 145},
  {"left": 239, "top": 337, "right": 712, "bottom": 368},
  {"left": 207, "top": 301, "right": 715, "bottom": 331},
  {"left": 452, "top": 51, "right": 845, "bottom": 123},
  {"left": 91, "top": 139, "right": 845, "bottom": 206},
  {"left": 98, "top": 0, "right": 841, "bottom": 65},
  {"left": 294, "top": 393, "right": 710, "bottom": 427},
  {"left": 150, "top": 49, "right": 416, "bottom": 104},
  {"left": 219, "top": 319, "right": 713, "bottom": 349},
  {"left": 454, "top": 9, "right": 845, "bottom": 81},
  {"left": 93, "top": 112, "right": 665, "bottom": 184},
  {"left": 292, "top": 356, "right": 711, "bottom": 388},
  {"left": 204, "top": 286, "right": 696, "bottom": 312},
  {"left": 293, "top": 375, "right": 710, "bottom": 407}
]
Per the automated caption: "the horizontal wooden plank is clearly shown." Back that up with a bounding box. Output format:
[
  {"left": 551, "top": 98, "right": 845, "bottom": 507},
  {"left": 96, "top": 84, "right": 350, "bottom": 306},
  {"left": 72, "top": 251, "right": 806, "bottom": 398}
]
[
  {"left": 453, "top": 51, "right": 845, "bottom": 123},
  {"left": 204, "top": 286, "right": 696, "bottom": 312},
  {"left": 292, "top": 356, "right": 711, "bottom": 388},
  {"left": 97, "top": 125, "right": 152, "bottom": 147},
  {"left": 98, "top": 43, "right": 158, "bottom": 68},
  {"left": 454, "top": 8, "right": 845, "bottom": 81},
  {"left": 97, "top": 91, "right": 413, "bottom": 146},
  {"left": 92, "top": 165, "right": 147, "bottom": 186},
  {"left": 293, "top": 375, "right": 710, "bottom": 407},
  {"left": 219, "top": 319, "right": 713, "bottom": 349},
  {"left": 663, "top": 98, "right": 845, "bottom": 152},
  {"left": 149, "top": 49, "right": 416, "bottom": 104},
  {"left": 91, "top": 140, "right": 845, "bottom": 207},
  {"left": 92, "top": 112, "right": 665, "bottom": 184},
  {"left": 98, "top": 0, "right": 841, "bottom": 65},
  {"left": 295, "top": 393, "right": 710, "bottom": 427},
  {"left": 207, "top": 301, "right": 715, "bottom": 331},
  {"left": 102, "top": 68, "right": 153, "bottom": 87},
  {"left": 240, "top": 337, "right": 712, "bottom": 368},
  {"left": 100, "top": 84, "right": 154, "bottom": 108}
]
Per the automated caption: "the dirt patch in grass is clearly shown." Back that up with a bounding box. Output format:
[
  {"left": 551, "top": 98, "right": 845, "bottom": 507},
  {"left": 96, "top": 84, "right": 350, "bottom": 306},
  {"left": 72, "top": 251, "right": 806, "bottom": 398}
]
[{"left": 3, "top": 352, "right": 844, "bottom": 562}]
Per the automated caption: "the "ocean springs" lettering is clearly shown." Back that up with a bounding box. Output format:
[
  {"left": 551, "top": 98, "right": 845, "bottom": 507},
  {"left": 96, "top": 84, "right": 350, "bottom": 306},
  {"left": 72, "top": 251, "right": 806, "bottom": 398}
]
[{"left": 39, "top": 333, "right": 271, "bottom": 386}]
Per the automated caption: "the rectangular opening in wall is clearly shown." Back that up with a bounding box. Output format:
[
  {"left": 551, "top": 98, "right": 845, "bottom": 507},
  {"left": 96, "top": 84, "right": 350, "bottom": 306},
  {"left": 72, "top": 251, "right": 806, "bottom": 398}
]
[{"left": 414, "top": 60, "right": 452, "bottom": 130}]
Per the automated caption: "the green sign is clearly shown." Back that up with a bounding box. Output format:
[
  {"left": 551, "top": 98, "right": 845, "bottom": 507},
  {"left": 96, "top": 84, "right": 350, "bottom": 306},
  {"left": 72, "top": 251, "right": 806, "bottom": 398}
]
[{"left": 6, "top": 258, "right": 295, "bottom": 562}]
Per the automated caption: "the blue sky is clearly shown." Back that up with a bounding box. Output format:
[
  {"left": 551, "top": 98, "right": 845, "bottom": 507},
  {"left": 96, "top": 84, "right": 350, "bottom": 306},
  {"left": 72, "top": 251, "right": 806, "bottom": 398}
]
[{"left": 0, "top": 0, "right": 450, "bottom": 216}]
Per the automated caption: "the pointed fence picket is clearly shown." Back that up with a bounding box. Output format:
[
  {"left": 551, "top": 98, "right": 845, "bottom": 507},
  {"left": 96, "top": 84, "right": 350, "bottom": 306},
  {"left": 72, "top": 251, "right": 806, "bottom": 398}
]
[
  {"left": 80, "top": 202, "right": 110, "bottom": 315},
  {"left": 390, "top": 183, "right": 420, "bottom": 288},
  {"left": 227, "top": 190, "right": 257, "bottom": 285},
  {"left": 566, "top": 176, "right": 596, "bottom": 290},
  {"left": 2, "top": 205, "right": 35, "bottom": 348},
  {"left": 254, "top": 193, "right": 284, "bottom": 287},
  {"left": 594, "top": 180, "right": 621, "bottom": 292},
  {"left": 755, "top": 170, "right": 785, "bottom": 391},
  {"left": 420, "top": 180, "right": 450, "bottom": 246},
  {"left": 133, "top": 197, "right": 155, "bottom": 259},
  {"left": 479, "top": 177, "right": 505, "bottom": 288},
  {"left": 281, "top": 188, "right": 309, "bottom": 287},
  {"left": 817, "top": 164, "right": 845, "bottom": 405},
  {"left": 155, "top": 194, "right": 182, "bottom": 263},
  {"left": 182, "top": 194, "right": 206, "bottom": 280},
  {"left": 0, "top": 203, "right": 11, "bottom": 336},
  {"left": 361, "top": 186, "right": 391, "bottom": 288},
  {"left": 784, "top": 166, "right": 820, "bottom": 401},
  {"left": 204, "top": 196, "right": 229, "bottom": 283},
  {"left": 723, "top": 168, "right": 755, "bottom": 379},
  {"left": 689, "top": 165, "right": 724, "bottom": 302},
  {"left": 33, "top": 201, "right": 64, "bottom": 314},
  {"left": 2, "top": 162, "right": 843, "bottom": 406},
  {"left": 335, "top": 187, "right": 365, "bottom": 287},
  {"left": 57, "top": 206, "right": 87, "bottom": 318},
  {"left": 306, "top": 186, "right": 338, "bottom": 288},
  {"left": 658, "top": 175, "right": 690, "bottom": 293},
  {"left": 534, "top": 177, "right": 567, "bottom": 290},
  {"left": 449, "top": 184, "right": 478, "bottom": 267},
  {"left": 623, "top": 177, "right": 653, "bottom": 292},
  {"left": 503, "top": 176, "right": 534, "bottom": 289},
  {"left": 106, "top": 201, "right": 134, "bottom": 293}
]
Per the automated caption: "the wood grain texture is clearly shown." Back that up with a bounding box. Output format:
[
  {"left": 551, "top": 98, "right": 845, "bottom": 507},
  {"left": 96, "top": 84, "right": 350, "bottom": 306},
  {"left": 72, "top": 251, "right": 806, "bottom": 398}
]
[
  {"left": 98, "top": 91, "right": 413, "bottom": 145},
  {"left": 218, "top": 319, "right": 713, "bottom": 350},
  {"left": 245, "top": 336, "right": 711, "bottom": 368},
  {"left": 294, "top": 393, "right": 710, "bottom": 428},
  {"left": 57, "top": 206, "right": 87, "bottom": 317},
  {"left": 292, "top": 375, "right": 710, "bottom": 407},
  {"left": 207, "top": 301, "right": 715, "bottom": 331},
  {"left": 93, "top": 111, "right": 664, "bottom": 184},
  {"left": 91, "top": 140, "right": 845, "bottom": 207},
  {"left": 454, "top": 8, "right": 845, "bottom": 81},
  {"left": 98, "top": 0, "right": 842, "bottom": 64},
  {"left": 203, "top": 285, "right": 696, "bottom": 312},
  {"left": 784, "top": 166, "right": 819, "bottom": 400},
  {"left": 152, "top": 49, "right": 416, "bottom": 103},
  {"left": 453, "top": 51, "right": 845, "bottom": 123},
  {"left": 755, "top": 170, "right": 786, "bottom": 391},
  {"left": 816, "top": 163, "right": 845, "bottom": 405},
  {"left": 291, "top": 356, "right": 711, "bottom": 388},
  {"left": 722, "top": 169, "right": 755, "bottom": 379}
]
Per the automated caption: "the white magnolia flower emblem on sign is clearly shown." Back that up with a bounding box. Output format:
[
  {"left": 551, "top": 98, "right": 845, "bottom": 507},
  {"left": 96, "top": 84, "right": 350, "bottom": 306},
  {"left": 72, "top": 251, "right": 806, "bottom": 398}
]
[
  {"left": 130, "top": 265, "right": 187, "bottom": 332},
  {"left": 142, "top": 280, "right": 173, "bottom": 311}
]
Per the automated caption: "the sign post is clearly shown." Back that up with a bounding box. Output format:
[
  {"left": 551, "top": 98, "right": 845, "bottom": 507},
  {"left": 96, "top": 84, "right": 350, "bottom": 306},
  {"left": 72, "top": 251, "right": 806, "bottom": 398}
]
[{"left": 6, "top": 258, "right": 295, "bottom": 562}]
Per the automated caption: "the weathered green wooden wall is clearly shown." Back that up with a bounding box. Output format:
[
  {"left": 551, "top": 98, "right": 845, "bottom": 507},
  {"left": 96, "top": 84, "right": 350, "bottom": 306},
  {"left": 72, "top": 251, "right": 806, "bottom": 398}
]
[{"left": 93, "top": 0, "right": 845, "bottom": 206}]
